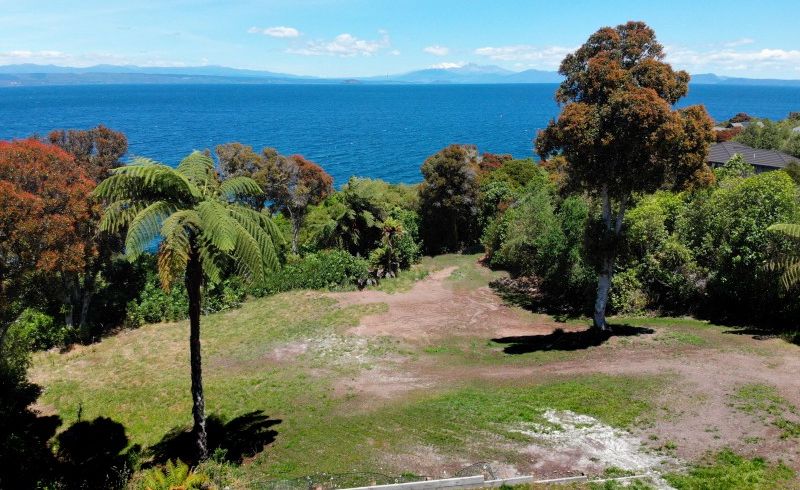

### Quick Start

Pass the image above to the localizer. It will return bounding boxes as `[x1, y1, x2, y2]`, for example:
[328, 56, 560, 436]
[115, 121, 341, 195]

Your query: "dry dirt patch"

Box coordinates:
[327, 266, 574, 342]
[323, 258, 800, 476]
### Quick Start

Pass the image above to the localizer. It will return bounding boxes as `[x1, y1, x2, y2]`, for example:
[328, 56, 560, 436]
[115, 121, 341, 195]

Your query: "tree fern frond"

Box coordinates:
[259, 209, 287, 248]
[219, 176, 263, 201]
[156, 209, 202, 290]
[177, 151, 217, 190]
[160, 209, 201, 240]
[768, 223, 800, 240]
[198, 243, 225, 285]
[197, 200, 238, 252]
[98, 199, 143, 233]
[776, 260, 800, 289]
[228, 206, 280, 272]
[125, 201, 177, 259]
[225, 216, 266, 284]
[112, 161, 201, 200]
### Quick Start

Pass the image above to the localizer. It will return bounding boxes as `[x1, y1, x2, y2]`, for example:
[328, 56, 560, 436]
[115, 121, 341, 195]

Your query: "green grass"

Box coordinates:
[31, 252, 798, 487]
[665, 449, 795, 489]
[201, 374, 664, 483]
[730, 383, 800, 439]
[31, 292, 379, 447]
[372, 266, 430, 293]
[658, 331, 706, 346]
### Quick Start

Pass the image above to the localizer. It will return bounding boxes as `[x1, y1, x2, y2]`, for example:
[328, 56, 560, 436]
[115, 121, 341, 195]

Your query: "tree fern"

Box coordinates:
[143, 459, 207, 490]
[92, 151, 282, 460]
[767, 223, 800, 289]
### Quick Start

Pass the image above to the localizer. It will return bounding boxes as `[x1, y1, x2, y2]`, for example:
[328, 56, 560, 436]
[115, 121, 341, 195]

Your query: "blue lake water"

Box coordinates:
[1, 83, 799, 185]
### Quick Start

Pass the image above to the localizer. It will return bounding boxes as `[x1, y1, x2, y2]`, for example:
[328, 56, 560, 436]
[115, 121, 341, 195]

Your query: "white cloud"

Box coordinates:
[430, 61, 465, 69]
[665, 45, 800, 74]
[423, 45, 449, 56]
[1, 49, 66, 60]
[389, 49, 401, 56]
[248, 26, 300, 38]
[287, 32, 390, 57]
[0, 49, 191, 67]
[724, 38, 755, 48]
[474, 45, 574, 69]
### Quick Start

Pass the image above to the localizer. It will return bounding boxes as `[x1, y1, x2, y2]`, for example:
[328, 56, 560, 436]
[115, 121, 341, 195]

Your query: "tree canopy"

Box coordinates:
[0, 139, 94, 331]
[535, 21, 714, 328]
[419, 144, 481, 253]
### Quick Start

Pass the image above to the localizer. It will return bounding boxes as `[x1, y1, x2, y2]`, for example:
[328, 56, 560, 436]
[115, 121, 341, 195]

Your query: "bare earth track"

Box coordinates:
[325, 259, 800, 480]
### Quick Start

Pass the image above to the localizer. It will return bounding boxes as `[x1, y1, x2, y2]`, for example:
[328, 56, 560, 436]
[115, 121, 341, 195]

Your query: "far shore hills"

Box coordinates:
[2, 63, 800, 87]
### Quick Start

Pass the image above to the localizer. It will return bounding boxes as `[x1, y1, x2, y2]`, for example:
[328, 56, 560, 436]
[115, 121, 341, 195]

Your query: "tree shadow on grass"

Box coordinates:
[56, 416, 140, 489]
[149, 410, 281, 466]
[492, 325, 654, 354]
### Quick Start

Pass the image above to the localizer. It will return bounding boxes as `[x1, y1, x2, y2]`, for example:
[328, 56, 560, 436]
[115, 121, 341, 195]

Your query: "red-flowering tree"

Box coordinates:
[0, 139, 94, 338]
[536, 21, 714, 329]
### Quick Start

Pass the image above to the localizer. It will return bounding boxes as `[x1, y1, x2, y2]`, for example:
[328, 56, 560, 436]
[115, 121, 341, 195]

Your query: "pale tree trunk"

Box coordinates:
[291, 216, 300, 254]
[287, 207, 300, 254]
[592, 186, 627, 331]
[593, 255, 613, 330]
[78, 290, 93, 330]
[61, 275, 78, 329]
[77, 269, 99, 330]
[185, 248, 208, 461]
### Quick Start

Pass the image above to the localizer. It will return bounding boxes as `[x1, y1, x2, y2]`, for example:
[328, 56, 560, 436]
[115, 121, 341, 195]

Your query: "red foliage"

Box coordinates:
[715, 126, 743, 142]
[287, 154, 334, 202]
[0, 139, 95, 277]
[479, 152, 513, 172]
[729, 112, 752, 124]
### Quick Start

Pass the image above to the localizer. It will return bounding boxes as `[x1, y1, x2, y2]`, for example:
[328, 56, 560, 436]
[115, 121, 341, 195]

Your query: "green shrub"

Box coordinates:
[680, 170, 800, 324]
[390, 208, 422, 268]
[257, 249, 370, 294]
[11, 308, 66, 350]
[125, 282, 189, 327]
[610, 268, 647, 315]
[126, 275, 246, 327]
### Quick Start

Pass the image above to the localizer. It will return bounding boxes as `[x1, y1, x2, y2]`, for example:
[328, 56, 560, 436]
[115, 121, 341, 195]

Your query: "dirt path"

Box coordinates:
[327, 266, 573, 341]
[323, 260, 800, 478]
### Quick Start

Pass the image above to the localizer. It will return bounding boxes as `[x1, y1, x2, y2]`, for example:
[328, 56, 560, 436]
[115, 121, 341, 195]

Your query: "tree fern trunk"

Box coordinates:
[186, 249, 208, 461]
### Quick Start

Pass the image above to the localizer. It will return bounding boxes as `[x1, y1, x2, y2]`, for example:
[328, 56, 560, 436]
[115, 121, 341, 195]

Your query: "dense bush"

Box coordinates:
[485, 154, 800, 325]
[680, 169, 800, 323]
[389, 208, 422, 268]
[11, 309, 66, 351]
[483, 176, 595, 312]
[257, 249, 370, 294]
[126, 276, 247, 327]
[419, 145, 481, 253]
[735, 116, 800, 158]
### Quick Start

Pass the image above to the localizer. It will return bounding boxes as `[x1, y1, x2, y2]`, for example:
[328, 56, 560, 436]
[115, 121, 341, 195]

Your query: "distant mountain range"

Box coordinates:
[1, 63, 799, 87]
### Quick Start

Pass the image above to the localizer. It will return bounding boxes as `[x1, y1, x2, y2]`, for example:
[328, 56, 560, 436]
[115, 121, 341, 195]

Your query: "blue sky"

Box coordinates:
[1, 0, 799, 78]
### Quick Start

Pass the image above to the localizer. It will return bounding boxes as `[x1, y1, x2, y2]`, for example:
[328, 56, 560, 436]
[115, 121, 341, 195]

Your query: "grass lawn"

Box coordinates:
[30, 254, 800, 488]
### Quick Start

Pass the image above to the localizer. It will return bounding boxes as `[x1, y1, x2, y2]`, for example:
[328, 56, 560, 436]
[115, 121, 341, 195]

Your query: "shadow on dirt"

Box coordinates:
[492, 325, 654, 354]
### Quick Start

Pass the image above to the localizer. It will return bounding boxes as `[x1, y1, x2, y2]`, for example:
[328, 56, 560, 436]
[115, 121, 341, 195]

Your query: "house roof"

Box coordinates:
[707, 141, 800, 169]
